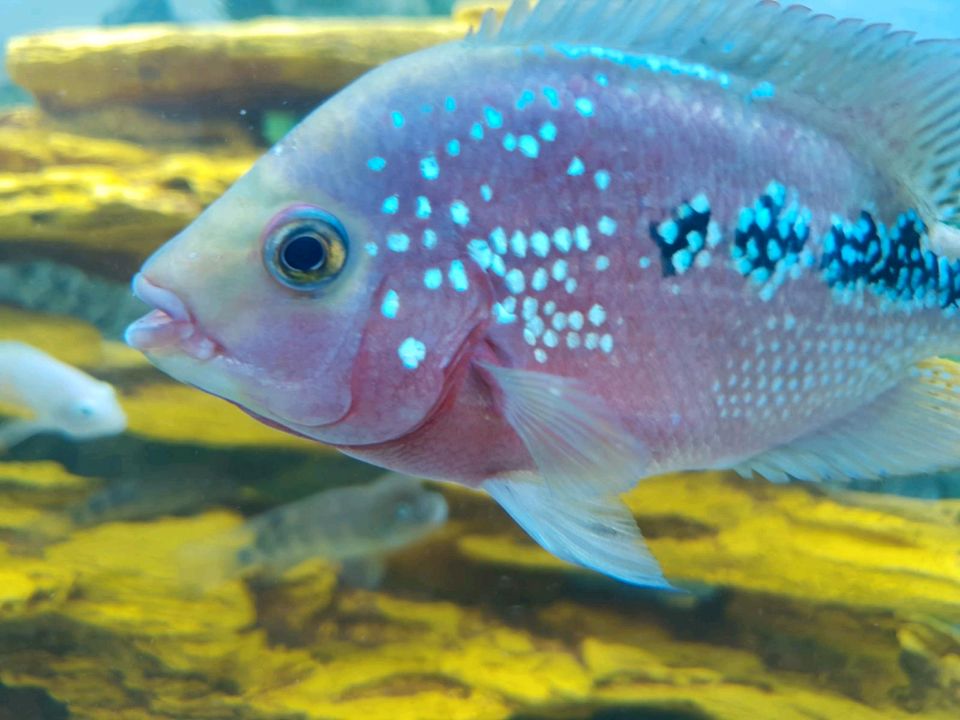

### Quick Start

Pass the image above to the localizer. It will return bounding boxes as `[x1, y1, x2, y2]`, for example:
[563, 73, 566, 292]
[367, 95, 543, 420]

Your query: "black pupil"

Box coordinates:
[282, 233, 327, 273]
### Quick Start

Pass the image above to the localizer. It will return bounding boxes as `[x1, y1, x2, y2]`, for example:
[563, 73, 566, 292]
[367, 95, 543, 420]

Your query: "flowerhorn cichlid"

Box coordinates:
[178, 473, 448, 590]
[126, 0, 960, 588]
[0, 341, 126, 450]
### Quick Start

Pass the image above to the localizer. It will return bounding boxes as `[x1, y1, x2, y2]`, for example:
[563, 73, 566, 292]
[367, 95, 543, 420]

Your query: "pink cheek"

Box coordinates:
[236, 303, 358, 377]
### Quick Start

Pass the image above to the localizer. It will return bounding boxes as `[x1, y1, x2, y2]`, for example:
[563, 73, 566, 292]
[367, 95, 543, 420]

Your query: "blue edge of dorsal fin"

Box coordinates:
[471, 0, 960, 236]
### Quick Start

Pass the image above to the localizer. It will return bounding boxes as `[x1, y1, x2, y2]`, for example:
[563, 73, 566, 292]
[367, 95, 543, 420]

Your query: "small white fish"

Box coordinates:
[0, 341, 127, 451]
[179, 473, 448, 591]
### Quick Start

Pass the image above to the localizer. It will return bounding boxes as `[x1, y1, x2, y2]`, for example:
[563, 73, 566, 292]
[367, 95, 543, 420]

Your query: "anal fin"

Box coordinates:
[484, 474, 672, 589]
[737, 358, 960, 483]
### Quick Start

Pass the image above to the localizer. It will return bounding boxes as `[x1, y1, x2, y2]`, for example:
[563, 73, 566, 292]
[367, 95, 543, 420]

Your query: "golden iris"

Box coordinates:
[264, 216, 348, 291]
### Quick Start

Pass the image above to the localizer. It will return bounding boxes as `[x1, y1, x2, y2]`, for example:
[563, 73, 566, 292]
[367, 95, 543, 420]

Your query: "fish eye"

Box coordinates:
[263, 209, 348, 291]
[75, 403, 96, 419]
[393, 501, 415, 523]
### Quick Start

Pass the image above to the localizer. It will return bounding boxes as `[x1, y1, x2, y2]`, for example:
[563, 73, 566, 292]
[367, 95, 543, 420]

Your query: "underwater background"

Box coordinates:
[0, 1, 958, 718]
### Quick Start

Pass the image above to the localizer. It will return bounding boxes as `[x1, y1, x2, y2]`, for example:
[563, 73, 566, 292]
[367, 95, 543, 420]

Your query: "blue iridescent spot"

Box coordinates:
[503, 134, 518, 152]
[542, 86, 560, 108]
[446, 139, 461, 157]
[448, 260, 469, 292]
[505, 268, 525, 294]
[750, 81, 776, 100]
[367, 156, 387, 172]
[381, 195, 399, 214]
[595, 255, 610, 271]
[364, 242, 378, 256]
[470, 122, 485, 141]
[444, 96, 457, 112]
[424, 268, 442, 289]
[594, 171, 611, 191]
[450, 201, 470, 227]
[422, 229, 438, 249]
[387, 233, 410, 252]
[510, 230, 527, 257]
[381, 290, 399, 319]
[531, 231, 550, 257]
[539, 122, 557, 142]
[480, 184, 493, 202]
[588, 304, 607, 326]
[516, 89, 536, 110]
[598, 216, 617, 235]
[575, 225, 591, 251]
[532, 268, 548, 291]
[490, 227, 508, 254]
[553, 228, 572, 253]
[420, 156, 440, 181]
[519, 135, 539, 158]
[391, 111, 405, 128]
[671, 249, 693, 274]
[551, 259, 568, 281]
[594, 73, 609, 87]
[468, 239, 493, 269]
[575, 98, 595, 117]
[398, 337, 426, 370]
[484, 107, 504, 129]
[567, 157, 585, 176]
[493, 301, 517, 325]
[416, 196, 432, 219]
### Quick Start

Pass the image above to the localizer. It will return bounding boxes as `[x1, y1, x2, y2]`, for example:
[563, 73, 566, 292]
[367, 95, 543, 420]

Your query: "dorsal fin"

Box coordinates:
[471, 0, 960, 233]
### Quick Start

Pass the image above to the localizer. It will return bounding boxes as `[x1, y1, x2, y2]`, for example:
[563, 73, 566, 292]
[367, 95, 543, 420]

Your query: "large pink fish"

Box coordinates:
[126, 0, 960, 587]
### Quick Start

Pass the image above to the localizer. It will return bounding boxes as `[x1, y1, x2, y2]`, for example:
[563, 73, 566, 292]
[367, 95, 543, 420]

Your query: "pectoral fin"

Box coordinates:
[484, 474, 671, 589]
[480, 364, 649, 498]
[339, 557, 386, 589]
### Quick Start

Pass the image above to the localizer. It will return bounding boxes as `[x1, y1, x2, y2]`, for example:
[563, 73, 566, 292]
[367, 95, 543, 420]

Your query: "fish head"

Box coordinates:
[126, 53, 493, 446]
[56, 379, 127, 439]
[361, 475, 449, 548]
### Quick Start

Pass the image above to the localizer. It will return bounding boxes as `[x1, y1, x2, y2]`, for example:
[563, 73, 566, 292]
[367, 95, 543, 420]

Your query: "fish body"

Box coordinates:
[0, 341, 127, 450]
[68, 471, 237, 528]
[127, 0, 960, 586]
[178, 473, 448, 589]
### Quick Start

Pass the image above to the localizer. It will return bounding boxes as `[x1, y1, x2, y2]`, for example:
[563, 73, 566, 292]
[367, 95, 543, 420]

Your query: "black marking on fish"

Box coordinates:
[731, 183, 811, 280]
[822, 210, 960, 309]
[649, 194, 715, 276]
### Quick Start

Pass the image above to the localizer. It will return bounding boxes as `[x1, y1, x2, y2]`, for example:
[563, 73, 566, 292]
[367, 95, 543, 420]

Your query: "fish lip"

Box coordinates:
[125, 273, 220, 362]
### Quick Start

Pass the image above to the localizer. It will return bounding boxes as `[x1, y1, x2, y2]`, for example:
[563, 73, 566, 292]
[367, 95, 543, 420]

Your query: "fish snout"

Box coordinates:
[125, 274, 218, 361]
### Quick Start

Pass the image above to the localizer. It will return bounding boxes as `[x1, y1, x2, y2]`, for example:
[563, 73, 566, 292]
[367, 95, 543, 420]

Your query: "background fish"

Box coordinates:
[178, 473, 448, 590]
[0, 340, 127, 450]
[126, 0, 960, 587]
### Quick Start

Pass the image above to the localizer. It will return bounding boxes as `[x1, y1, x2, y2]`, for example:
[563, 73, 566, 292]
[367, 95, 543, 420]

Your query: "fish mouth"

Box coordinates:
[125, 274, 219, 361]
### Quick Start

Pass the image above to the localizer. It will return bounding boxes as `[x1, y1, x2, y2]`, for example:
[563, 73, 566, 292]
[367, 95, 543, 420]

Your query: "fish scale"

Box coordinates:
[127, 0, 960, 587]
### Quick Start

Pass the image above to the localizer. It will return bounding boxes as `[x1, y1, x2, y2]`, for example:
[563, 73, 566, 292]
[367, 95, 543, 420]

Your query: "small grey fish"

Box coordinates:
[179, 473, 448, 590]
[68, 471, 239, 528]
